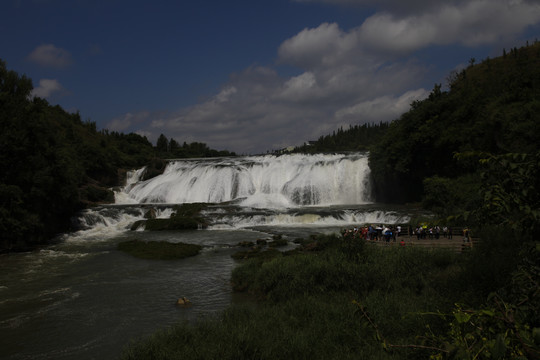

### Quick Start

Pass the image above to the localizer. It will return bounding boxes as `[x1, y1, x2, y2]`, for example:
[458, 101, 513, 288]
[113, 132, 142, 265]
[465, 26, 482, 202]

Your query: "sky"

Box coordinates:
[2, 0, 540, 154]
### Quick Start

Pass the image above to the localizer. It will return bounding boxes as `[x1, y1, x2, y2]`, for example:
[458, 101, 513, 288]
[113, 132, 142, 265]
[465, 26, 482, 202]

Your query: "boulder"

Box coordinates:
[144, 208, 157, 219]
[176, 297, 192, 306]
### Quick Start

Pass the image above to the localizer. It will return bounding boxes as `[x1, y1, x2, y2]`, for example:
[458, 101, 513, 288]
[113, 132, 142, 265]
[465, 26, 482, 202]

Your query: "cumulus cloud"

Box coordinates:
[278, 72, 318, 101]
[278, 22, 360, 68]
[284, 1, 540, 58]
[31, 79, 64, 99]
[358, 0, 540, 53]
[27, 44, 73, 68]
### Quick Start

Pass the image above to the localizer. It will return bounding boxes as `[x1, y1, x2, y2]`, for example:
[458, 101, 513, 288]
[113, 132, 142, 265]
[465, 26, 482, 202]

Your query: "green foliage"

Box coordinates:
[121, 295, 368, 360]
[422, 244, 540, 360]
[154, 133, 236, 158]
[117, 240, 202, 260]
[422, 174, 482, 218]
[472, 152, 540, 238]
[0, 60, 160, 251]
[156, 133, 169, 154]
[231, 235, 462, 305]
[369, 43, 540, 204]
[419, 148, 540, 359]
[79, 184, 115, 203]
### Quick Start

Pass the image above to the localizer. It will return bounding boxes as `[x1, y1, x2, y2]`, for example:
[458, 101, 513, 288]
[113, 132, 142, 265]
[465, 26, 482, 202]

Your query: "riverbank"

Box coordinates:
[121, 233, 522, 359]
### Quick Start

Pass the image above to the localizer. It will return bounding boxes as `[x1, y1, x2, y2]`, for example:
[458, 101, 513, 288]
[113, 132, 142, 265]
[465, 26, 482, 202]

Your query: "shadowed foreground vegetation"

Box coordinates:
[120, 232, 539, 359]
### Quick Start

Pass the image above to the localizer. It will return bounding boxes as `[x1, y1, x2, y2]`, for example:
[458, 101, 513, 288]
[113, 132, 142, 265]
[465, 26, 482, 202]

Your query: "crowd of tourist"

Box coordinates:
[341, 224, 404, 243]
[341, 224, 472, 245]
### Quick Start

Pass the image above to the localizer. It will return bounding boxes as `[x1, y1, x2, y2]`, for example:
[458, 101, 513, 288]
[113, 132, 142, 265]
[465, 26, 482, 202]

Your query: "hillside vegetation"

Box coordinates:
[0, 60, 234, 252]
[369, 44, 540, 207]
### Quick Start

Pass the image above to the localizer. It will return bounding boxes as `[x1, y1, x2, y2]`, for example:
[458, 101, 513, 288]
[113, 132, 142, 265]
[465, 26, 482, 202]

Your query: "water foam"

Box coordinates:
[206, 209, 410, 229]
[63, 207, 174, 243]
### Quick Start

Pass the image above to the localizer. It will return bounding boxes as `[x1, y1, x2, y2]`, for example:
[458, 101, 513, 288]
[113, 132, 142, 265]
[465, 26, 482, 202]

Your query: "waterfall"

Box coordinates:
[64, 153, 419, 238]
[115, 153, 373, 208]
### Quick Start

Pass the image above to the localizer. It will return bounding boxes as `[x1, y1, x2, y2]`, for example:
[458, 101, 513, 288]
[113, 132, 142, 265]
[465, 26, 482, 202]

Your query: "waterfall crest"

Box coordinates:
[116, 153, 372, 208]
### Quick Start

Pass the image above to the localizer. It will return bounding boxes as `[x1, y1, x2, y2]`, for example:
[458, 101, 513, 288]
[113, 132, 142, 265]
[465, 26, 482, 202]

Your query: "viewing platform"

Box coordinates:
[365, 230, 478, 253]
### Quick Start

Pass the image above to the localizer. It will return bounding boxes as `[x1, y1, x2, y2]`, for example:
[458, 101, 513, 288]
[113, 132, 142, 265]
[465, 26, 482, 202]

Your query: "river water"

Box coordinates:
[0, 153, 420, 359]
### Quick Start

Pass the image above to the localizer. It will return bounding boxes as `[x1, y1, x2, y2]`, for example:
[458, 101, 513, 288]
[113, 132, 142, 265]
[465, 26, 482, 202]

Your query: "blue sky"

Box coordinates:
[2, 0, 540, 154]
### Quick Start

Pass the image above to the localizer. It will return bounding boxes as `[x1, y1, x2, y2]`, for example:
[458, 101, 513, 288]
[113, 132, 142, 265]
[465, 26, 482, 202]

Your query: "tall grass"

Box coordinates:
[121, 234, 485, 359]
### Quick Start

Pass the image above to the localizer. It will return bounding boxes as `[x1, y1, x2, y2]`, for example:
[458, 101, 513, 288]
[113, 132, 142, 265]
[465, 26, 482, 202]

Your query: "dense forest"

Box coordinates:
[369, 44, 540, 208]
[0, 59, 234, 252]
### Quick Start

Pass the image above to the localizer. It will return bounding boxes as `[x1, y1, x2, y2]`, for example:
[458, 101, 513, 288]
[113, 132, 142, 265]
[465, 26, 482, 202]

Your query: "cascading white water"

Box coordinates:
[203, 208, 411, 230]
[116, 153, 372, 208]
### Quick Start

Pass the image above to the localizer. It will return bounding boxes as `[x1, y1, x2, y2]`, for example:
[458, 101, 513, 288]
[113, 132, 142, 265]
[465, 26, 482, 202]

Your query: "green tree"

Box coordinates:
[156, 133, 168, 154]
[0, 60, 156, 251]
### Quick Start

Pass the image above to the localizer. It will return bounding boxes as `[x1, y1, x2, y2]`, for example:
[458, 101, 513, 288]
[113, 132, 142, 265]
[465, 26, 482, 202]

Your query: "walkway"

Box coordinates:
[368, 234, 478, 252]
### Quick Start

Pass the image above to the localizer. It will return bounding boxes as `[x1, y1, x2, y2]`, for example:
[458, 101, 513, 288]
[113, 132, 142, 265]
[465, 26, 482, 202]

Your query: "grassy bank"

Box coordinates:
[120, 233, 539, 359]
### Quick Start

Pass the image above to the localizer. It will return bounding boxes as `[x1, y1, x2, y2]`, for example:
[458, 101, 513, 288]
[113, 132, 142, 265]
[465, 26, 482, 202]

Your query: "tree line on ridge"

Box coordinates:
[0, 59, 233, 252]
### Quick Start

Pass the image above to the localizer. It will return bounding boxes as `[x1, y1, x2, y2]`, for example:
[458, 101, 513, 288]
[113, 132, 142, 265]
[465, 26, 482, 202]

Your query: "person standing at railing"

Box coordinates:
[463, 227, 471, 243]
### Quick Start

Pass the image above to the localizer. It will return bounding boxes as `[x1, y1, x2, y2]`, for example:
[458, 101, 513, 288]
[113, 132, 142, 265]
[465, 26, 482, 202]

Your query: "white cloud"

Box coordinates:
[106, 111, 151, 132]
[285, 1, 540, 58]
[215, 86, 237, 103]
[27, 44, 73, 68]
[30, 78, 64, 99]
[278, 22, 360, 69]
[358, 0, 540, 53]
[278, 72, 317, 101]
[335, 88, 430, 122]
